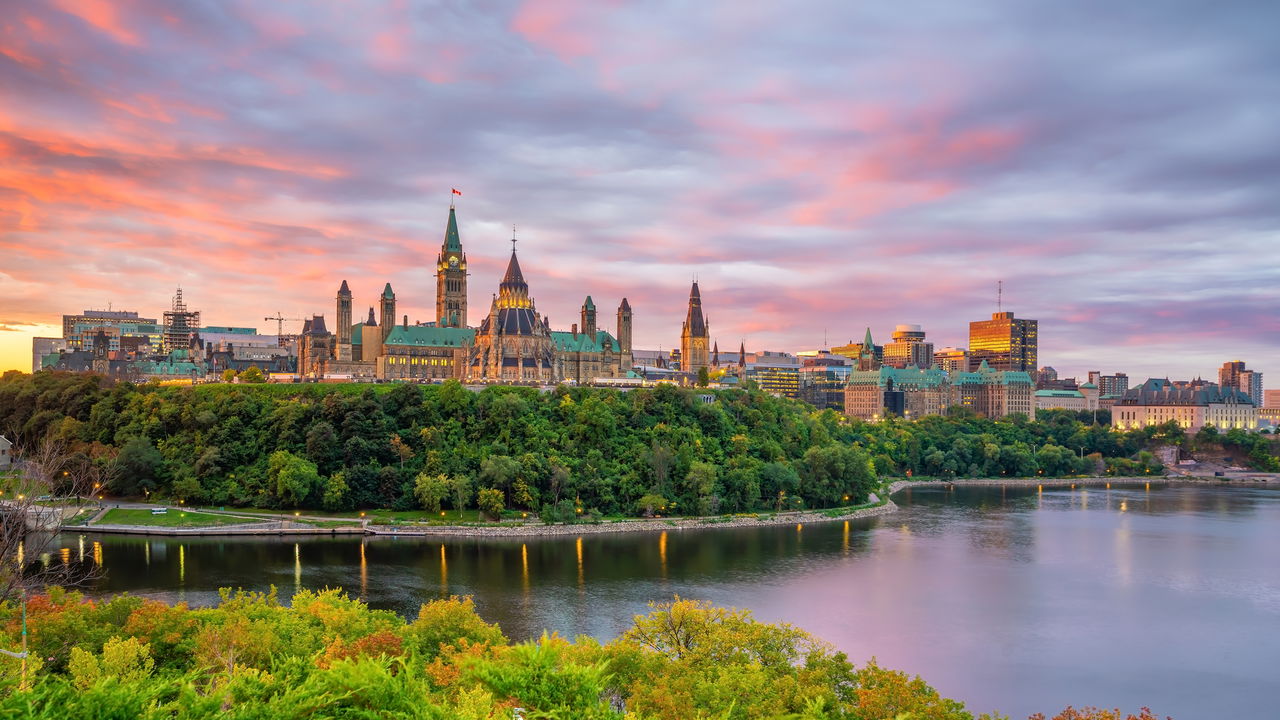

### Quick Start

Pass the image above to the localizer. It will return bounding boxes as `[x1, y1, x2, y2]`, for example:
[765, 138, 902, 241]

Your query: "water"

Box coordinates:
[56, 484, 1280, 719]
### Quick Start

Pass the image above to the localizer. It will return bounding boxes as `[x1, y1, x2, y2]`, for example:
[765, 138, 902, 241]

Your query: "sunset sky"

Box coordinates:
[2, 1, 1276, 380]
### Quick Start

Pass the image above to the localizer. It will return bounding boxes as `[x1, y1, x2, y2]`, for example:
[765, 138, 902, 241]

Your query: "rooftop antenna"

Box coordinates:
[997, 280, 1003, 312]
[511, 225, 517, 253]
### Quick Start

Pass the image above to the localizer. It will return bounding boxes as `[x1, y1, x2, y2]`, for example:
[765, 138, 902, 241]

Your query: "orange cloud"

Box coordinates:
[50, 0, 141, 47]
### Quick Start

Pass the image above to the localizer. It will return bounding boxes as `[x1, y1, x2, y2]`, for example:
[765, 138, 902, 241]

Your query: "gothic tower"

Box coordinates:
[617, 298, 632, 354]
[380, 283, 396, 342]
[335, 280, 353, 361]
[581, 296, 597, 337]
[436, 206, 468, 328]
[336, 280, 352, 344]
[680, 281, 710, 374]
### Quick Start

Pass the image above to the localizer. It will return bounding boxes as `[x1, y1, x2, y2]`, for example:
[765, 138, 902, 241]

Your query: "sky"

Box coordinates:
[1, 0, 1277, 381]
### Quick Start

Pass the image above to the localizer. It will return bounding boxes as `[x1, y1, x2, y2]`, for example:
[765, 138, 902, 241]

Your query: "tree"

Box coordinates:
[682, 461, 720, 515]
[239, 366, 266, 383]
[477, 488, 504, 520]
[448, 474, 473, 511]
[112, 437, 166, 496]
[321, 472, 352, 511]
[221, 369, 237, 383]
[266, 451, 322, 508]
[414, 472, 449, 513]
[0, 440, 106, 603]
[390, 434, 414, 470]
[697, 367, 710, 387]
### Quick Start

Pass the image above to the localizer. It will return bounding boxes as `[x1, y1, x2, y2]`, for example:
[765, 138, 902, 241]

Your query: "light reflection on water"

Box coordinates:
[43, 483, 1280, 720]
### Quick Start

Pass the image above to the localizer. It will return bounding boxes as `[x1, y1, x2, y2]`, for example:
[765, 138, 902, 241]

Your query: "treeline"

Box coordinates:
[0, 371, 1251, 516]
[0, 590, 1165, 719]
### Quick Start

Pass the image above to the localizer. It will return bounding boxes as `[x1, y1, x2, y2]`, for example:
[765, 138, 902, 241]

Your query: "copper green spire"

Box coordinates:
[443, 206, 462, 253]
[382, 283, 395, 299]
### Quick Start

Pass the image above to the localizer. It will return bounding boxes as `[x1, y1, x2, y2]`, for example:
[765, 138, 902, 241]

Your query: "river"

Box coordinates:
[54, 483, 1280, 720]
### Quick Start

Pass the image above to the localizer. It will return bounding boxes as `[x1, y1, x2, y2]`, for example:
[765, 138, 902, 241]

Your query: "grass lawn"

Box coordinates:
[98, 508, 264, 528]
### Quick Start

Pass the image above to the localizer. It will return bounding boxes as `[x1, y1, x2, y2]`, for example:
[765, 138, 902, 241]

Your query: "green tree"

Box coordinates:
[267, 450, 322, 508]
[239, 366, 266, 383]
[697, 366, 710, 387]
[448, 474, 473, 511]
[413, 472, 449, 513]
[112, 437, 166, 496]
[321, 471, 352, 511]
[476, 488, 504, 520]
[221, 368, 237, 383]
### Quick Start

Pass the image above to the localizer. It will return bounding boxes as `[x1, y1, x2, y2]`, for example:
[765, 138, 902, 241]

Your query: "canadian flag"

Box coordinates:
[452, 188, 462, 196]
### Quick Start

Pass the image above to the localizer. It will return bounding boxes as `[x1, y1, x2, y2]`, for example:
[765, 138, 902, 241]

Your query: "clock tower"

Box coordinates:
[436, 205, 468, 328]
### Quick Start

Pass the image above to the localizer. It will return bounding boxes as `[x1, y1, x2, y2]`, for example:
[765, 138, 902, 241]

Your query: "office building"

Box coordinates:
[882, 324, 934, 369]
[969, 311, 1037, 372]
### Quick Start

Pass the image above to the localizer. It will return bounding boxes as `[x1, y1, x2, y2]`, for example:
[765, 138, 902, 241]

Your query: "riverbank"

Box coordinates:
[58, 474, 1273, 538]
[366, 500, 898, 538]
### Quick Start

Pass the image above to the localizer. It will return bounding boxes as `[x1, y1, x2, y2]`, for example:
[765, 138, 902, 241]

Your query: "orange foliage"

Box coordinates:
[1030, 708, 1169, 720]
[318, 630, 404, 669]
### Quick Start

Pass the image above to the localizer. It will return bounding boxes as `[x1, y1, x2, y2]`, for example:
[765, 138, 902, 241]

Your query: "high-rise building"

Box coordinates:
[680, 282, 710, 374]
[31, 337, 66, 372]
[968, 311, 1037, 372]
[1218, 361, 1262, 406]
[1264, 389, 1280, 410]
[435, 206, 468, 328]
[883, 324, 934, 369]
[933, 347, 971, 374]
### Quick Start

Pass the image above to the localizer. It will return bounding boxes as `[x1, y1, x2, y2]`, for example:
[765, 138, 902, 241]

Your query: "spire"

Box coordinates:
[738, 340, 745, 367]
[863, 327, 874, 347]
[619, 297, 631, 311]
[443, 206, 462, 253]
[338, 279, 351, 296]
[584, 295, 595, 310]
[382, 283, 395, 299]
[501, 247, 526, 289]
[684, 281, 707, 337]
[366, 307, 376, 325]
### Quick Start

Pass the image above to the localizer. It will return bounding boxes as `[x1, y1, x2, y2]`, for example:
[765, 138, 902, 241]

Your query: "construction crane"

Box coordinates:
[264, 313, 305, 337]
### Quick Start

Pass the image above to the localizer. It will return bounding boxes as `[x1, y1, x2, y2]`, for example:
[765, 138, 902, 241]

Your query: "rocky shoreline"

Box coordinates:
[366, 500, 899, 538]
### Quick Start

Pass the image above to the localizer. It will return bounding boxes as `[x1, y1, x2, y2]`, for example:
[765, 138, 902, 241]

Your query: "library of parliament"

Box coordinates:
[297, 206, 636, 384]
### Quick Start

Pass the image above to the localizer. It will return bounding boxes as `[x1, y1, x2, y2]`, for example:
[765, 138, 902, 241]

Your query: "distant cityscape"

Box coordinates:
[29, 206, 1273, 435]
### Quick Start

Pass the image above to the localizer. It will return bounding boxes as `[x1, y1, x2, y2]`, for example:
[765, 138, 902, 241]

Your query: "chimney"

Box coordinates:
[402, 314, 408, 329]
[571, 323, 578, 338]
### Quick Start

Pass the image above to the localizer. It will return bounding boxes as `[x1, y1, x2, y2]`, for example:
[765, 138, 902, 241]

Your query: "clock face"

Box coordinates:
[449, 257, 459, 268]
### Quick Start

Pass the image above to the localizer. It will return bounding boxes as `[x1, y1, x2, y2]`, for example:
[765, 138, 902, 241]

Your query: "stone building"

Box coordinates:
[680, 281, 711, 374]
[951, 360, 1036, 420]
[844, 366, 951, 421]
[1113, 378, 1258, 433]
[468, 242, 556, 383]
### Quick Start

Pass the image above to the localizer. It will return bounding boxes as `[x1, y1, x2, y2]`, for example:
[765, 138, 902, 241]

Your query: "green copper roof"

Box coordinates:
[382, 283, 395, 299]
[383, 325, 475, 348]
[952, 363, 1034, 386]
[583, 296, 595, 310]
[1035, 389, 1084, 398]
[350, 324, 364, 345]
[443, 207, 462, 253]
[846, 366, 949, 389]
[863, 327, 874, 347]
[550, 330, 618, 353]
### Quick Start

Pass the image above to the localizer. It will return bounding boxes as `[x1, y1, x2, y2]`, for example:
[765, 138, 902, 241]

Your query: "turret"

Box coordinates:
[617, 298, 632, 354]
[380, 284, 396, 342]
[581, 296, 597, 338]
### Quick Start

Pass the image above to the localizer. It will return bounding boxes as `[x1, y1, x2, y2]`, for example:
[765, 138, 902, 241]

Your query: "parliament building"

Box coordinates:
[299, 205, 633, 384]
